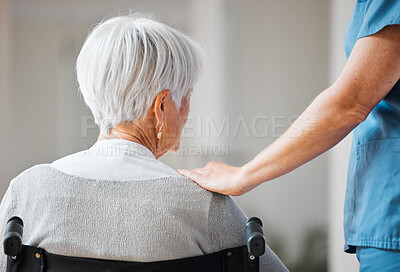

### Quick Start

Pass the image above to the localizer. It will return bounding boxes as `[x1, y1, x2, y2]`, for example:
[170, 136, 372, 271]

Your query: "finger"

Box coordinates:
[178, 168, 203, 175]
[190, 167, 205, 173]
[177, 169, 204, 183]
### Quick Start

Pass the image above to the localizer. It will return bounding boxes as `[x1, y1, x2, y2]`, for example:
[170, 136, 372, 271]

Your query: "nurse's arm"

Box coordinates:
[178, 25, 400, 196]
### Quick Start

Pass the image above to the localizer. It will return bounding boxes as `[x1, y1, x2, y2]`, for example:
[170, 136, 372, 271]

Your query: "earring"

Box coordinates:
[157, 123, 164, 139]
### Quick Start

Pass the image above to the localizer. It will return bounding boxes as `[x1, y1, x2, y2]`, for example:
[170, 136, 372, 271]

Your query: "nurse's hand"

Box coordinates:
[178, 162, 251, 196]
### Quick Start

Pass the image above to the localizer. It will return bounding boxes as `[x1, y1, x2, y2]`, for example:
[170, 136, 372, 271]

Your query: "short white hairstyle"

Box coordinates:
[76, 14, 205, 133]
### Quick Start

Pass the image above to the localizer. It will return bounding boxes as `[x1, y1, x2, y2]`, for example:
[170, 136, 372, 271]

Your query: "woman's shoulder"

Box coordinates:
[8, 163, 56, 188]
[208, 193, 247, 223]
[8, 163, 242, 214]
[10, 163, 53, 182]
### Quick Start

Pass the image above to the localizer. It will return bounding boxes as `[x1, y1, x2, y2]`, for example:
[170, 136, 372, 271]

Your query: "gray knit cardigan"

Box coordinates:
[0, 164, 288, 271]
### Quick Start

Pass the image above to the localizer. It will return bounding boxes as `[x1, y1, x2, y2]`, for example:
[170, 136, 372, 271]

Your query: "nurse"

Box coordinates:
[178, 0, 400, 270]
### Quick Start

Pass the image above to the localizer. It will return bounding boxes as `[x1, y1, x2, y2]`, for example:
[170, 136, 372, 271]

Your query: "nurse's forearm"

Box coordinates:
[240, 85, 364, 189]
[241, 25, 400, 191]
[178, 25, 400, 196]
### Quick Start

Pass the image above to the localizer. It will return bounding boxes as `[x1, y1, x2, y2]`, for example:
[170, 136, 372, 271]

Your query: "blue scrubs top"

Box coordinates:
[344, 0, 400, 253]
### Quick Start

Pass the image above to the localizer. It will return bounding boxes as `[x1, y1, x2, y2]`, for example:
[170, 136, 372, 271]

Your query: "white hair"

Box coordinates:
[76, 14, 205, 133]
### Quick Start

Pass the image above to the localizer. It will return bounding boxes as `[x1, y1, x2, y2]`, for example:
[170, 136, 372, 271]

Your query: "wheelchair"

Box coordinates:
[3, 216, 266, 272]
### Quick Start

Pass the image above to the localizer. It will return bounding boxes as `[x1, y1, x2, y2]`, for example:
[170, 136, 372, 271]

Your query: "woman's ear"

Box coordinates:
[153, 89, 170, 124]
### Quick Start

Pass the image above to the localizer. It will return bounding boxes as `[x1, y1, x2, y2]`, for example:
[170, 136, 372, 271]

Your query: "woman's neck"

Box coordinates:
[97, 121, 160, 158]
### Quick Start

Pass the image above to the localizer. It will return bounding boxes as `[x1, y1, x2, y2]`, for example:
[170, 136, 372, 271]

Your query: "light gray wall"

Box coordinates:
[327, 0, 360, 271]
[0, 0, 11, 198]
[223, 0, 330, 264]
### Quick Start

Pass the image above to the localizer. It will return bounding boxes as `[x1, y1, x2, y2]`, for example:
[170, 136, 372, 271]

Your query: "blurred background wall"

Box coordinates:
[0, 0, 360, 270]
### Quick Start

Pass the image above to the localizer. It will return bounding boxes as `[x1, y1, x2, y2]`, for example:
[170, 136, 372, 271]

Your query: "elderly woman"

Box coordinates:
[0, 15, 287, 271]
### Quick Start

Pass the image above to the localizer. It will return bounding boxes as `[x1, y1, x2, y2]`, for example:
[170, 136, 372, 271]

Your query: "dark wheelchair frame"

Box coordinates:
[3, 216, 266, 272]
